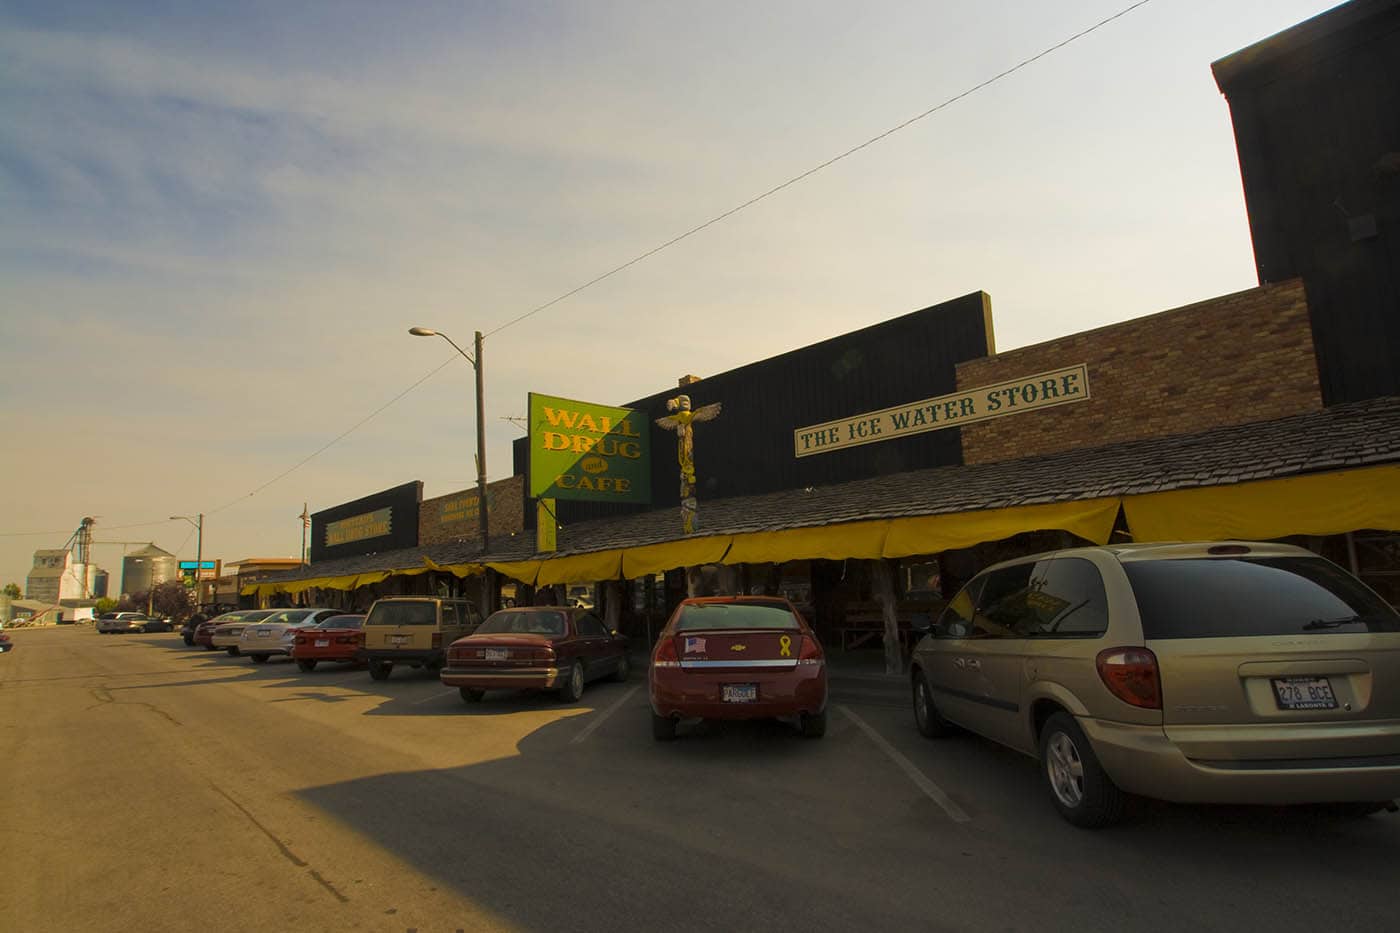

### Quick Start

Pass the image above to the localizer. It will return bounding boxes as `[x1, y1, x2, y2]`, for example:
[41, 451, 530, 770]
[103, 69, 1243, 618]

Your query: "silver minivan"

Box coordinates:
[910, 542, 1400, 827]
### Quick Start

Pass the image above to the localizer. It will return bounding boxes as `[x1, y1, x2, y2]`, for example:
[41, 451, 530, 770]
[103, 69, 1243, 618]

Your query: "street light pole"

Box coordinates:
[409, 327, 489, 552]
[170, 513, 204, 608]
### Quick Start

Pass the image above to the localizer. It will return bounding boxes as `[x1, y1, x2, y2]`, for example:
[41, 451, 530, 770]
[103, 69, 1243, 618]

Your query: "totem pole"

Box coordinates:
[655, 395, 722, 534]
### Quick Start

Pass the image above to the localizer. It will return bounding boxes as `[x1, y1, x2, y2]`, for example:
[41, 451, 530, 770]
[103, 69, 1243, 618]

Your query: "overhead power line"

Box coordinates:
[483, 0, 1156, 338]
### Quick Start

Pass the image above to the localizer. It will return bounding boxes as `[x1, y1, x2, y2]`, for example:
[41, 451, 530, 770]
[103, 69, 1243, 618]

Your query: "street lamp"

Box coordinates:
[170, 513, 204, 608]
[409, 326, 489, 551]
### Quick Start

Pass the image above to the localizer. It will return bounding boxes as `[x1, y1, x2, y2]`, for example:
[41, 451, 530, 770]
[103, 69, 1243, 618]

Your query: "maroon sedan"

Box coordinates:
[441, 607, 628, 704]
[649, 596, 828, 740]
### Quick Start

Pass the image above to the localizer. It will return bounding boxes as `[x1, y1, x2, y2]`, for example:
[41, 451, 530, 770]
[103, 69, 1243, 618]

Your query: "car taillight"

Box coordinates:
[797, 635, 823, 664]
[531, 646, 556, 661]
[653, 637, 679, 667]
[294, 634, 306, 645]
[1095, 647, 1161, 709]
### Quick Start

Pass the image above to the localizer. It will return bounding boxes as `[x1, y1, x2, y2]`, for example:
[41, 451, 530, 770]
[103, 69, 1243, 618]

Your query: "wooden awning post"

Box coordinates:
[871, 559, 903, 676]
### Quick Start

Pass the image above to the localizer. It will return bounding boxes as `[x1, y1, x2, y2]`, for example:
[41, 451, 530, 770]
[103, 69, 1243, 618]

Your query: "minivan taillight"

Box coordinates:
[1095, 647, 1161, 709]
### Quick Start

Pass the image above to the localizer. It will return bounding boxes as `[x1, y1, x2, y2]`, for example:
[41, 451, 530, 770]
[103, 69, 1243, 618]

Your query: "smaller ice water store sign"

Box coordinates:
[794, 364, 1090, 457]
[325, 508, 393, 546]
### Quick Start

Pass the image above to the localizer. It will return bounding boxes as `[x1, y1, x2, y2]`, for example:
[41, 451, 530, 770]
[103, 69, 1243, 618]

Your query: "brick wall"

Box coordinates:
[419, 475, 524, 546]
[956, 280, 1321, 465]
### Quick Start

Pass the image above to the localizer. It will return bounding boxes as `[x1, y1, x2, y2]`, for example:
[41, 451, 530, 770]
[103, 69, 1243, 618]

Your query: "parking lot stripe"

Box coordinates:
[570, 685, 640, 745]
[411, 689, 459, 706]
[837, 705, 971, 823]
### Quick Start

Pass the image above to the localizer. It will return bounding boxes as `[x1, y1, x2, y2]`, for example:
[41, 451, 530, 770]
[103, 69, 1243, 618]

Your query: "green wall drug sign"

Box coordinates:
[528, 392, 651, 503]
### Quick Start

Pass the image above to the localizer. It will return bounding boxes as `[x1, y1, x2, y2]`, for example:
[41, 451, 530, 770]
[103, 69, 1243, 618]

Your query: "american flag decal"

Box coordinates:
[684, 636, 706, 654]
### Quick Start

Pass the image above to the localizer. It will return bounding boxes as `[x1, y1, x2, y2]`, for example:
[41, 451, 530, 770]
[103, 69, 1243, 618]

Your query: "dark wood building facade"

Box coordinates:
[1213, 0, 1400, 405]
[514, 291, 995, 526]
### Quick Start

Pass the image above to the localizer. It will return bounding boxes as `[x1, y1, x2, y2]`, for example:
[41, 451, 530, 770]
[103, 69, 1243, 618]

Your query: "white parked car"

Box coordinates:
[240, 608, 342, 663]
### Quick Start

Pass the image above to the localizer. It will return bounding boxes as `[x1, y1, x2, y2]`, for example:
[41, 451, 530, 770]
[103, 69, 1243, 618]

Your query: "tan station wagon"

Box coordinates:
[910, 542, 1400, 827]
[360, 597, 483, 681]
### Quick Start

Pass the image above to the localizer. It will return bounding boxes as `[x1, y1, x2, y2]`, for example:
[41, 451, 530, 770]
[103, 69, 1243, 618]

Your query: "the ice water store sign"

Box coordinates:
[794, 364, 1090, 457]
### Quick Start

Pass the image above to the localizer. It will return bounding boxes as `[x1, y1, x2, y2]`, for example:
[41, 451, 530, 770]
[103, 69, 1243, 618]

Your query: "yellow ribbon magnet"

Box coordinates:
[779, 635, 792, 657]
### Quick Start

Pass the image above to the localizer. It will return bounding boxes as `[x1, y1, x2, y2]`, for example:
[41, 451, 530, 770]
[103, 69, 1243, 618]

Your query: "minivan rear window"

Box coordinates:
[676, 603, 798, 631]
[1124, 556, 1400, 639]
[364, 602, 437, 627]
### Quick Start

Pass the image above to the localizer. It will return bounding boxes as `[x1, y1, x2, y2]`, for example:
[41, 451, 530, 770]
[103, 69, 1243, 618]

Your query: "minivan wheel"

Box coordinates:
[558, 661, 584, 703]
[460, 687, 485, 703]
[250, 654, 268, 664]
[296, 659, 317, 672]
[226, 647, 240, 657]
[368, 659, 392, 681]
[799, 709, 827, 739]
[1039, 712, 1125, 828]
[913, 672, 954, 738]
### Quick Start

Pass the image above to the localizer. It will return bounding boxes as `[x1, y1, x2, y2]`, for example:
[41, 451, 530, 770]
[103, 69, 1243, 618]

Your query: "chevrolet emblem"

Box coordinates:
[730, 643, 747, 652]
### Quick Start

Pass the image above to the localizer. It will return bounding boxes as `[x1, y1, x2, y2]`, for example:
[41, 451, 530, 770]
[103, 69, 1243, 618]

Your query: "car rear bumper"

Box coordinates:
[211, 636, 243, 649]
[293, 647, 360, 662]
[358, 648, 445, 666]
[440, 665, 563, 690]
[1081, 717, 1400, 804]
[243, 645, 293, 657]
[650, 665, 827, 720]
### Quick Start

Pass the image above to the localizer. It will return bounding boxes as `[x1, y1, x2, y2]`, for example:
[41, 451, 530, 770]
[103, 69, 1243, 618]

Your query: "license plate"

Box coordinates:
[484, 647, 509, 661]
[722, 683, 757, 703]
[315, 639, 330, 647]
[1272, 676, 1338, 710]
[257, 630, 272, 639]
[389, 635, 410, 646]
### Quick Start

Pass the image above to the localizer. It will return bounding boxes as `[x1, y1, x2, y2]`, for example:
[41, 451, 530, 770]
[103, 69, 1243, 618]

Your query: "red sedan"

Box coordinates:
[649, 596, 828, 740]
[441, 607, 628, 704]
[291, 614, 366, 671]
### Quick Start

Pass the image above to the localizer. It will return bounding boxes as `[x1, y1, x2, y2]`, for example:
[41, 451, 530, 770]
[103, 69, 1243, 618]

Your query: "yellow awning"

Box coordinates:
[622, 536, 732, 579]
[723, 520, 889, 565]
[536, 549, 624, 586]
[354, 571, 390, 587]
[1123, 465, 1400, 542]
[239, 583, 258, 596]
[882, 497, 1122, 558]
[487, 560, 541, 585]
[392, 566, 430, 577]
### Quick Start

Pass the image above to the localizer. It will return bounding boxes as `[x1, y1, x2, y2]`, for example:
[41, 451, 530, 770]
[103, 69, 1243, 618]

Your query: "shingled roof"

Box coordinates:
[264, 395, 1400, 582]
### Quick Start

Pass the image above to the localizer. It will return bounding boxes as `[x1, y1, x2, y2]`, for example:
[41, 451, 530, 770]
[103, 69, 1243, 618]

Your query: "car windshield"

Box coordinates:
[1124, 555, 1400, 639]
[475, 611, 567, 637]
[364, 602, 437, 626]
[262, 609, 313, 625]
[675, 602, 798, 631]
[316, 615, 363, 630]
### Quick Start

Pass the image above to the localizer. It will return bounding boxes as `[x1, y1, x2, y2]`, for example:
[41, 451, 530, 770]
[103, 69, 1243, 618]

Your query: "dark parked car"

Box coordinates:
[441, 607, 629, 703]
[0, 631, 12, 654]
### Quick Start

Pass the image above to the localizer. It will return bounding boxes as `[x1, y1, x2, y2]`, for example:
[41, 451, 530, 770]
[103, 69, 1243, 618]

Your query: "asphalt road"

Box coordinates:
[2, 626, 1398, 933]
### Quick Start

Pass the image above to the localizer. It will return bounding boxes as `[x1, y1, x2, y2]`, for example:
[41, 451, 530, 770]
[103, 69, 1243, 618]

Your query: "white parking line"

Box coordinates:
[570, 685, 641, 745]
[411, 689, 459, 706]
[837, 704, 971, 823]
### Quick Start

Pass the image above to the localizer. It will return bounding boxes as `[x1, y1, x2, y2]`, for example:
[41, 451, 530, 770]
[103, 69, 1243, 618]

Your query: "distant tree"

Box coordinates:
[116, 595, 138, 612]
[148, 581, 194, 622]
[94, 597, 119, 615]
[2, 583, 20, 599]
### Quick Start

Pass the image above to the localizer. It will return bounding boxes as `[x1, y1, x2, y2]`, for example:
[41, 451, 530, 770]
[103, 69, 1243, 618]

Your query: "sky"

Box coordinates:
[0, 0, 1342, 593]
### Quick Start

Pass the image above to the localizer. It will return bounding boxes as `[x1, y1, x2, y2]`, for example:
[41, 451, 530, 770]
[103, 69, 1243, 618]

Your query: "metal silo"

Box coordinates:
[122, 543, 178, 596]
